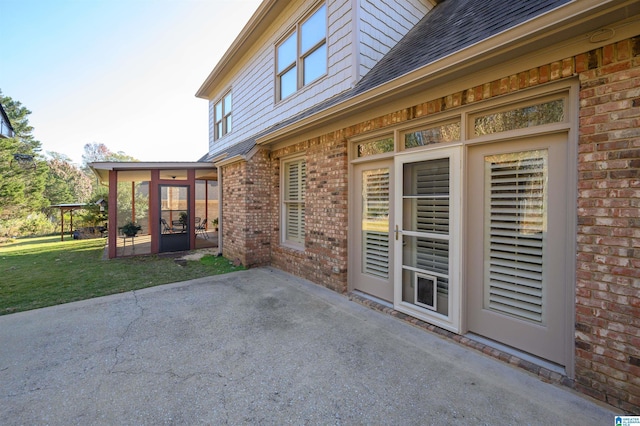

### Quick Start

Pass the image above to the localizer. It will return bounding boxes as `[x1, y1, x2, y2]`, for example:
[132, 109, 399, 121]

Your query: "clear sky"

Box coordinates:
[0, 0, 262, 165]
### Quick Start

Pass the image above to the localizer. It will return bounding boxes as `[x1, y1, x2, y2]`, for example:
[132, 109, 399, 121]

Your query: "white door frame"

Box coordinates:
[350, 160, 394, 302]
[393, 145, 463, 333]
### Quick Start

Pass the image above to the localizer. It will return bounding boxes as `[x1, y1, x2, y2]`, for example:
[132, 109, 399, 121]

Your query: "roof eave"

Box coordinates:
[89, 161, 217, 185]
[195, 0, 287, 99]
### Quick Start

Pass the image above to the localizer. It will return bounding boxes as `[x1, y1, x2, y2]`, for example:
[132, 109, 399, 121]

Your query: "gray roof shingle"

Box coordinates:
[353, 0, 570, 94]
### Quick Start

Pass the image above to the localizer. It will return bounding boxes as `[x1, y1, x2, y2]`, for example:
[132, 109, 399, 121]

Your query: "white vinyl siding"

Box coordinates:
[283, 158, 307, 247]
[209, 0, 354, 154]
[207, 0, 431, 155]
[484, 150, 548, 323]
[358, 0, 431, 78]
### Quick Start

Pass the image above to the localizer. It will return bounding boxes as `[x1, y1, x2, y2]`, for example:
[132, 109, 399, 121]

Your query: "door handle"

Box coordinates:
[395, 225, 401, 240]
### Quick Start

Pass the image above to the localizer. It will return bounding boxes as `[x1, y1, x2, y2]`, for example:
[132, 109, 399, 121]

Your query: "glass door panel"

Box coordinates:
[394, 146, 461, 332]
[467, 135, 569, 365]
[401, 159, 450, 317]
[362, 168, 390, 279]
[352, 161, 393, 302]
[159, 185, 190, 253]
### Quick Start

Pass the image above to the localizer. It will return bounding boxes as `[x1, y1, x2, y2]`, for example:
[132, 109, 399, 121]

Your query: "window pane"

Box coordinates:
[403, 236, 449, 276]
[215, 101, 222, 122]
[286, 202, 303, 242]
[280, 66, 297, 100]
[474, 99, 565, 136]
[403, 158, 449, 235]
[303, 43, 326, 85]
[277, 32, 296, 73]
[402, 237, 450, 316]
[357, 137, 394, 158]
[484, 150, 548, 323]
[301, 4, 326, 54]
[223, 93, 232, 114]
[225, 115, 232, 134]
[362, 168, 390, 279]
[284, 159, 306, 245]
[405, 122, 460, 149]
[216, 122, 223, 139]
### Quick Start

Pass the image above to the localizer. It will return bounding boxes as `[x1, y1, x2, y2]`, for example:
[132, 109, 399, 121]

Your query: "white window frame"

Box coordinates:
[275, 2, 327, 101]
[214, 91, 232, 140]
[281, 155, 307, 250]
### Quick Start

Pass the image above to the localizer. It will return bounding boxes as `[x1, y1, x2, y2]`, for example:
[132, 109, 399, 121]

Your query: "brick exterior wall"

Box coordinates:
[575, 38, 640, 413]
[221, 149, 272, 268]
[270, 133, 349, 293]
[219, 36, 640, 413]
[221, 160, 246, 265]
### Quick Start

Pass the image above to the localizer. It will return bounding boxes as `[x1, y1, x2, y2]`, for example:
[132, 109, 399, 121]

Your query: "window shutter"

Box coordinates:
[485, 152, 547, 323]
[362, 169, 389, 278]
[415, 160, 450, 296]
[285, 159, 306, 244]
[415, 159, 449, 235]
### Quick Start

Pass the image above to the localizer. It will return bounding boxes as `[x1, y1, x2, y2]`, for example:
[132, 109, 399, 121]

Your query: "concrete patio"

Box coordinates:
[0, 268, 618, 424]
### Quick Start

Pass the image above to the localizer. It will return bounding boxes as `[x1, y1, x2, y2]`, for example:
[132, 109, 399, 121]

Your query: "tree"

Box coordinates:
[44, 152, 93, 205]
[82, 142, 137, 168]
[0, 90, 48, 220]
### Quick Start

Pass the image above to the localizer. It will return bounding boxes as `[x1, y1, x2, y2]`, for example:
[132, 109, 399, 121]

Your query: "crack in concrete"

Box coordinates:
[106, 369, 225, 381]
[109, 290, 144, 373]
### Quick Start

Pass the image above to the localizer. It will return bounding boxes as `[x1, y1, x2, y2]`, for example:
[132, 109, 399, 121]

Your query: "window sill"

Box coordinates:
[280, 241, 305, 252]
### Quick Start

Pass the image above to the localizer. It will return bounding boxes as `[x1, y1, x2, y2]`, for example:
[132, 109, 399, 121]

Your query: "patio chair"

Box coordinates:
[171, 220, 186, 233]
[196, 217, 208, 239]
[160, 218, 172, 234]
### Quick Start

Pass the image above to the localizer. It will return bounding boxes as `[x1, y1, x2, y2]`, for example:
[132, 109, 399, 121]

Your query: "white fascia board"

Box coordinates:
[195, 0, 283, 99]
[89, 161, 216, 170]
[214, 154, 245, 167]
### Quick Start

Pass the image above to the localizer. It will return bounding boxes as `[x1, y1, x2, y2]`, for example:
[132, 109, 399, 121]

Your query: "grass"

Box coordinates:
[0, 235, 244, 315]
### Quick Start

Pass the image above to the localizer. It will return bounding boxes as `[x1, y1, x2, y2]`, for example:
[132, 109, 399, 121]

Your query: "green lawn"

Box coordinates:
[0, 235, 243, 315]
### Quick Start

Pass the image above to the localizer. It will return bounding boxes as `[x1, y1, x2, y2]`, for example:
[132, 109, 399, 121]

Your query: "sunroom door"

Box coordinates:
[352, 161, 393, 302]
[159, 184, 190, 253]
[466, 134, 570, 365]
[394, 147, 462, 332]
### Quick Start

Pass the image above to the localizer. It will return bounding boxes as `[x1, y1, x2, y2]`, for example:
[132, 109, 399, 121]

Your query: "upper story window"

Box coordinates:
[214, 91, 232, 140]
[276, 3, 327, 101]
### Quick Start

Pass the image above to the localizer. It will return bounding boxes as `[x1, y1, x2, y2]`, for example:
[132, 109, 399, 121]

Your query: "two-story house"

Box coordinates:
[195, 0, 640, 412]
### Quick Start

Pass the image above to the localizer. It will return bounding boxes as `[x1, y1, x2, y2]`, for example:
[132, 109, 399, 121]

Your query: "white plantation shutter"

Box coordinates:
[402, 158, 451, 308]
[364, 232, 389, 278]
[284, 159, 306, 244]
[484, 151, 547, 323]
[362, 169, 389, 278]
[415, 159, 450, 294]
[415, 159, 449, 235]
